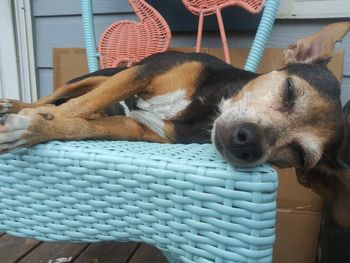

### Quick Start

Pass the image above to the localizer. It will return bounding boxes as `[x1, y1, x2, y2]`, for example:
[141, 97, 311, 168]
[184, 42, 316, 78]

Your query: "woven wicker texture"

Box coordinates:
[181, 0, 265, 64]
[81, 0, 279, 73]
[181, 0, 264, 15]
[98, 0, 171, 68]
[0, 140, 277, 263]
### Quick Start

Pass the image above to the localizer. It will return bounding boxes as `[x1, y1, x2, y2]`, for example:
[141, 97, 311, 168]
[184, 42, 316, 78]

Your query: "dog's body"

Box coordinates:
[0, 22, 350, 227]
[64, 52, 258, 144]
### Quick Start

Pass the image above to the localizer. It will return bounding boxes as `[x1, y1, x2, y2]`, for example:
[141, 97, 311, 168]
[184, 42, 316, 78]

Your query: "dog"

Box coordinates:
[0, 22, 349, 228]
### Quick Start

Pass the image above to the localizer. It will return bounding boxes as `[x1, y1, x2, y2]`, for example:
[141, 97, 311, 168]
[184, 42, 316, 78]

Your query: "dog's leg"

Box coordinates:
[35, 76, 109, 105]
[0, 65, 156, 152]
[0, 76, 109, 114]
[0, 100, 33, 115]
[53, 66, 145, 119]
[0, 112, 170, 153]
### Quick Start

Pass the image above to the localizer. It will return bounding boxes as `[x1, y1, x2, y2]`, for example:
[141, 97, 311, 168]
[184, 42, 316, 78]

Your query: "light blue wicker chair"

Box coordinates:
[0, 1, 280, 262]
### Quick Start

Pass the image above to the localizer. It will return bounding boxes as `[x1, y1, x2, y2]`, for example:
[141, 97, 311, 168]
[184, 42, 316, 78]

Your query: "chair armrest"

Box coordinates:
[0, 140, 278, 262]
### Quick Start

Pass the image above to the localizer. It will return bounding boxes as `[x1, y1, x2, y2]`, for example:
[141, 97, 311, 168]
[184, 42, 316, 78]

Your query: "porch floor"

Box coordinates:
[0, 233, 168, 263]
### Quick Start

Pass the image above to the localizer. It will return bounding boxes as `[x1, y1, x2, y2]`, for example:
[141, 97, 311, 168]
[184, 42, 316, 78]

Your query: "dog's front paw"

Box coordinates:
[0, 99, 31, 115]
[0, 114, 32, 153]
[0, 99, 14, 114]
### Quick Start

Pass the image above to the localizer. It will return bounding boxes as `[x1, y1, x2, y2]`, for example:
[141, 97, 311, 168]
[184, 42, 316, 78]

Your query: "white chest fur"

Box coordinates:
[129, 89, 190, 137]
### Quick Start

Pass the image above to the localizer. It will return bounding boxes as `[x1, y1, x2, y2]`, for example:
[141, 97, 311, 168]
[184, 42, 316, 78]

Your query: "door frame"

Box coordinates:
[0, 0, 37, 102]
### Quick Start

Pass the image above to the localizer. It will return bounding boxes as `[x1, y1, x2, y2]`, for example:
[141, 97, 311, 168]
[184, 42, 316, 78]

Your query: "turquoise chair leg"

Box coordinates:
[244, 0, 280, 73]
[81, 0, 99, 72]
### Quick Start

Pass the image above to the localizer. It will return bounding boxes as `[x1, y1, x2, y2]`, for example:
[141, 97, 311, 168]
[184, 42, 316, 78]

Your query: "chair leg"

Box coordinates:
[195, 12, 204, 53]
[244, 0, 280, 72]
[216, 8, 230, 64]
[81, 0, 99, 72]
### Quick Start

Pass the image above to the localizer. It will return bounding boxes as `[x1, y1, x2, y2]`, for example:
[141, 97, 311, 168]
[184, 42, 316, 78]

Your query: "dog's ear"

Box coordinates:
[296, 106, 350, 229]
[284, 22, 350, 65]
[296, 160, 350, 228]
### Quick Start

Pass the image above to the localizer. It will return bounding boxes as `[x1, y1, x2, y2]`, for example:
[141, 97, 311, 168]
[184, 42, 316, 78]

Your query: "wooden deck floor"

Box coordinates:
[0, 233, 168, 263]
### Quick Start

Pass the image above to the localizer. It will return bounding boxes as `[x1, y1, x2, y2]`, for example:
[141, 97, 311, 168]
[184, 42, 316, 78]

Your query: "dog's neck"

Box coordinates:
[172, 66, 259, 143]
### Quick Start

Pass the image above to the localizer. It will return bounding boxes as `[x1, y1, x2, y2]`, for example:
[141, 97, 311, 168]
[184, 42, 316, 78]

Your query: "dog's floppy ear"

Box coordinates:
[296, 161, 350, 228]
[296, 104, 350, 228]
[284, 22, 350, 65]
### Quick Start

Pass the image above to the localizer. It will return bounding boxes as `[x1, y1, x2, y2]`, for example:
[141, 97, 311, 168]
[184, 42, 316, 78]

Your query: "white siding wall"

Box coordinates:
[32, 0, 350, 105]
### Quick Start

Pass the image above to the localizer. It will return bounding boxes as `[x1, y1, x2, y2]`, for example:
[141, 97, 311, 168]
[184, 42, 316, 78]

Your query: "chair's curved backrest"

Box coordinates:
[180, 0, 278, 70]
[181, 0, 264, 15]
[98, 0, 171, 68]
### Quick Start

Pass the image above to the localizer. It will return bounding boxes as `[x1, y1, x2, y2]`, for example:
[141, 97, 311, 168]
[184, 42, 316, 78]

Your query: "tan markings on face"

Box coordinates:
[214, 69, 338, 168]
[145, 61, 203, 98]
[268, 133, 326, 168]
[219, 71, 285, 128]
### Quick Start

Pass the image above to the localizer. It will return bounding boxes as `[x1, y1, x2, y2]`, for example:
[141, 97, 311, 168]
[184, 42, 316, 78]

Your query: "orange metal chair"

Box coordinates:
[181, 0, 264, 64]
[98, 0, 172, 68]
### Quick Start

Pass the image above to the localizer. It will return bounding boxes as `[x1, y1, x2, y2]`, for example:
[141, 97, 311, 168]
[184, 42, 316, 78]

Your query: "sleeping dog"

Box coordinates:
[0, 22, 350, 228]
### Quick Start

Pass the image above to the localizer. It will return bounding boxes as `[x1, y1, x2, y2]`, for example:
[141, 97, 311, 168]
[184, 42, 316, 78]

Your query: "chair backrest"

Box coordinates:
[181, 0, 264, 15]
[98, 0, 171, 68]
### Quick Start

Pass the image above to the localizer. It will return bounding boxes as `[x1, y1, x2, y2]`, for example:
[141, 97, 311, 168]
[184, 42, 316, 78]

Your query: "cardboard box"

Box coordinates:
[53, 47, 344, 89]
[274, 209, 322, 263]
[52, 47, 344, 263]
[276, 168, 323, 212]
[273, 168, 324, 263]
[53, 48, 89, 90]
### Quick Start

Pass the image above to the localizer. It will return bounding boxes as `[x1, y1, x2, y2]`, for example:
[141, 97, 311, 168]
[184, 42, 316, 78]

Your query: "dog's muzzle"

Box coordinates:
[214, 122, 264, 166]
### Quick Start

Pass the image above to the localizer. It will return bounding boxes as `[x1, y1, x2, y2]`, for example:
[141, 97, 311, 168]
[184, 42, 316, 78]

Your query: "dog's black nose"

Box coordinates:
[229, 123, 263, 162]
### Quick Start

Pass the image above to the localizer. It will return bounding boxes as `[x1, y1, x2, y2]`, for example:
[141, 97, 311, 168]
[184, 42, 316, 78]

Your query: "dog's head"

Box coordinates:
[212, 22, 350, 228]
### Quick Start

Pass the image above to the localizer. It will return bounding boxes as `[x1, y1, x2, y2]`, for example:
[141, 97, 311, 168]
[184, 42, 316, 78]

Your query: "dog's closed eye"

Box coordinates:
[283, 78, 297, 110]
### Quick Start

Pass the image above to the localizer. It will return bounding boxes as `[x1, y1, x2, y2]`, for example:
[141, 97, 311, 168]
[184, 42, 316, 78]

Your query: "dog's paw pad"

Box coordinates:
[0, 114, 32, 147]
[0, 100, 13, 114]
[0, 139, 26, 154]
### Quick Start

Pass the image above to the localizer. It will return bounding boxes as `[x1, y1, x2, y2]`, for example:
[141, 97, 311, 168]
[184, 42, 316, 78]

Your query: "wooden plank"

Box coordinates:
[32, 0, 133, 16]
[128, 244, 168, 263]
[291, 1, 350, 19]
[18, 242, 89, 263]
[0, 235, 41, 263]
[74, 242, 139, 263]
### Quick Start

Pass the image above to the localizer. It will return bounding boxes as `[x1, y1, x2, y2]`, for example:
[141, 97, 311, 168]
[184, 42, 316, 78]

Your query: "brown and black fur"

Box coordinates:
[0, 22, 350, 228]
